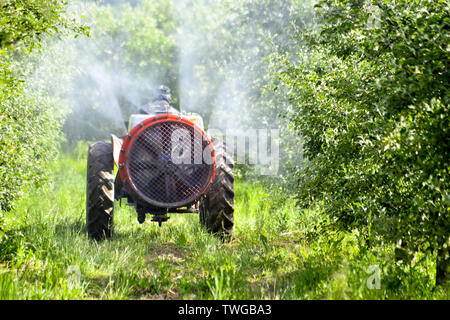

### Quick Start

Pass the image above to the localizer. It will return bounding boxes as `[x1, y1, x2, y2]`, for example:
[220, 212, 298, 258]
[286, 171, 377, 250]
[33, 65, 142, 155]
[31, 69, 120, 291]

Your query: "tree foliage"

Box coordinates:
[272, 0, 449, 281]
[0, 0, 87, 212]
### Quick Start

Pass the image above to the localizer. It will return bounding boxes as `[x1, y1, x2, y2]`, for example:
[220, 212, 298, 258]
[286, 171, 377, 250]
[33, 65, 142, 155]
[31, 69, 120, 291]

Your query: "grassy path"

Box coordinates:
[0, 148, 446, 299]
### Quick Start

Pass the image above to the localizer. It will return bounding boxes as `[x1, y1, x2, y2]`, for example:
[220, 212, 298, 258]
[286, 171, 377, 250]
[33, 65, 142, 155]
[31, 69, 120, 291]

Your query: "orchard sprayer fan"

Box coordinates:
[85, 107, 234, 241]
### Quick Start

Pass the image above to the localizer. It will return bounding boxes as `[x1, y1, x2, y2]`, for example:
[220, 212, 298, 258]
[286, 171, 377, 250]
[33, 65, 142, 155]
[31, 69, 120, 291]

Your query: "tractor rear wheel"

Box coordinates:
[200, 140, 234, 241]
[86, 141, 115, 240]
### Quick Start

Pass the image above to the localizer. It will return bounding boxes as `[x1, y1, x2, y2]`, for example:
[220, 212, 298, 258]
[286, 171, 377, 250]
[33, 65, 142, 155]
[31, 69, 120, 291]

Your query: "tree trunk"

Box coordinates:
[436, 246, 449, 286]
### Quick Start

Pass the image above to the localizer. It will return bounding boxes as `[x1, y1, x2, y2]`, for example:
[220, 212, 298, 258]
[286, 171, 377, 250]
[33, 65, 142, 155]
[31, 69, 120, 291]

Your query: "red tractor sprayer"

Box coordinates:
[85, 91, 234, 241]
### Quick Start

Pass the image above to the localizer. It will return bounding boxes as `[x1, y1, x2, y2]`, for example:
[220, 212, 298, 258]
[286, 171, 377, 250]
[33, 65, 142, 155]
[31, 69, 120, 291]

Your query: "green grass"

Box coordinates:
[0, 144, 448, 300]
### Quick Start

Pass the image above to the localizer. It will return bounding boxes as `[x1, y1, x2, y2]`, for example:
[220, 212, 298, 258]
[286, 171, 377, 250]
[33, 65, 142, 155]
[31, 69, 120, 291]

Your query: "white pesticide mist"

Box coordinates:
[29, 0, 314, 176]
[174, 0, 313, 123]
[30, 0, 162, 142]
[174, 0, 315, 175]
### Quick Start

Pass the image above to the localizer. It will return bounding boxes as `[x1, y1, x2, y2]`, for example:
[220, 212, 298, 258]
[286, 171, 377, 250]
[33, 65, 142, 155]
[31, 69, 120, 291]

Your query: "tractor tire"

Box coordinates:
[86, 141, 115, 240]
[200, 140, 234, 241]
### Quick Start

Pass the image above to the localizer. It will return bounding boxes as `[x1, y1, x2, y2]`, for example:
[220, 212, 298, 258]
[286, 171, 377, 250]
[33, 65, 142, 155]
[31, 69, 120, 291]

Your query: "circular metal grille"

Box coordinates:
[126, 120, 214, 207]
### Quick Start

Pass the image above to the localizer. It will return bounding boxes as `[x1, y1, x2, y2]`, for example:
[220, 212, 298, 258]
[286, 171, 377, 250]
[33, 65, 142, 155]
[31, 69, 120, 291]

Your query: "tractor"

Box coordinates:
[85, 99, 234, 241]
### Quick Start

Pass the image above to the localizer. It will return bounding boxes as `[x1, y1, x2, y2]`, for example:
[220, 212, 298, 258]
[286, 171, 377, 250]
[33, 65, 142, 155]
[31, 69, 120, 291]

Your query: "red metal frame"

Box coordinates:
[118, 114, 216, 207]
